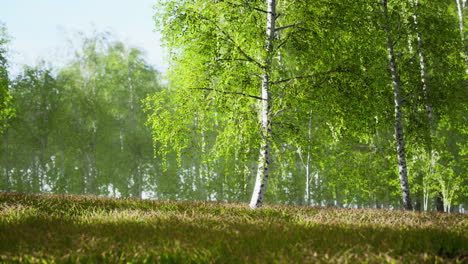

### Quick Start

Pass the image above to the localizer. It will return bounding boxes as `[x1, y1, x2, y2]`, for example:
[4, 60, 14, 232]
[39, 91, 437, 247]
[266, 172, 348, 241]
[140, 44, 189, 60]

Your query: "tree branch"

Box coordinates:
[235, 46, 265, 69]
[276, 35, 290, 52]
[273, 108, 287, 117]
[215, 58, 251, 62]
[216, 0, 268, 13]
[275, 22, 304, 32]
[195, 12, 265, 69]
[271, 69, 341, 85]
[401, 89, 425, 103]
[190, 88, 265, 101]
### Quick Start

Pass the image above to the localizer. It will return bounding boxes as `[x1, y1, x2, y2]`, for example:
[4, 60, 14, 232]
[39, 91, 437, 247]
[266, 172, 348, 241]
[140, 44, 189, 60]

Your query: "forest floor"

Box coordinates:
[0, 193, 466, 263]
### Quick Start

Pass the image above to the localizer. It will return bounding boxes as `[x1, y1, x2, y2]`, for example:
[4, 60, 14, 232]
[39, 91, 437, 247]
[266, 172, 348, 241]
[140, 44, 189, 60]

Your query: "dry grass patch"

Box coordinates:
[0, 193, 466, 263]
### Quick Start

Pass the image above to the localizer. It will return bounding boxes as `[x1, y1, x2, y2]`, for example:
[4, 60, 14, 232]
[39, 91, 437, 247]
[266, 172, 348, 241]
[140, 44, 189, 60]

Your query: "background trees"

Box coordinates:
[1, 33, 162, 198]
[0, 22, 14, 134]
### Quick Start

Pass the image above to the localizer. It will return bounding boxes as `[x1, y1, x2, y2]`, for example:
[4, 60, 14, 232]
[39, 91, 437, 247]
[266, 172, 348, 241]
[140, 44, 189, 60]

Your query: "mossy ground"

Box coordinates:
[0, 193, 466, 263]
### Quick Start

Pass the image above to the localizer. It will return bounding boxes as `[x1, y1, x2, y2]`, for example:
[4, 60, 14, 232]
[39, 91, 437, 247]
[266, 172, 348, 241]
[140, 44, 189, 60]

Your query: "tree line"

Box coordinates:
[0, 33, 162, 198]
[0, 0, 467, 212]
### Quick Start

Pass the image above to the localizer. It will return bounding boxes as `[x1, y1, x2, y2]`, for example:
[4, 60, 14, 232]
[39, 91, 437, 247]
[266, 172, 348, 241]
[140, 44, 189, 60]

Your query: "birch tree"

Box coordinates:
[456, 0, 466, 42]
[381, 0, 413, 210]
[455, 0, 468, 77]
[146, 0, 305, 208]
[147, 0, 369, 208]
[407, 0, 442, 211]
[146, 0, 406, 208]
[248, 0, 276, 208]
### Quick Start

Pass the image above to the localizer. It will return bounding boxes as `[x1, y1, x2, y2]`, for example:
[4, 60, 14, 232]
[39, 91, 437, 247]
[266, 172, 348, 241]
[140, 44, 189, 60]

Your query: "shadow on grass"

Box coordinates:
[0, 212, 466, 263]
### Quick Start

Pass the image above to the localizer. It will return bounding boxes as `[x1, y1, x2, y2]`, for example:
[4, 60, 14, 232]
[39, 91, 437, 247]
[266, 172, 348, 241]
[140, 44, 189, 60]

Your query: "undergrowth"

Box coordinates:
[0, 193, 466, 263]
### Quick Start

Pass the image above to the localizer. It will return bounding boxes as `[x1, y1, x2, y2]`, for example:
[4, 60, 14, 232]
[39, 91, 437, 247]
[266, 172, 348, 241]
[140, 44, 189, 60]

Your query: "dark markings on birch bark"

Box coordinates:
[249, 0, 276, 209]
[382, 0, 413, 210]
[411, 0, 444, 211]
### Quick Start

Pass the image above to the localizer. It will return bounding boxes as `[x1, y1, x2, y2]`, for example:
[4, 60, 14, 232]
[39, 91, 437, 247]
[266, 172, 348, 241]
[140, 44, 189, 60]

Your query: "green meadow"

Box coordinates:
[0, 193, 466, 263]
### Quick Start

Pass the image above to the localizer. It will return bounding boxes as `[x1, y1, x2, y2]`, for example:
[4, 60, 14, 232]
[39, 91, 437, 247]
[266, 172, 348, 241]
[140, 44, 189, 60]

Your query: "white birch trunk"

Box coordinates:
[382, 0, 413, 210]
[297, 145, 311, 206]
[423, 183, 429, 211]
[411, 0, 434, 126]
[457, 0, 468, 75]
[60, 148, 65, 191]
[456, 0, 465, 42]
[91, 121, 97, 194]
[306, 110, 312, 206]
[411, 0, 441, 211]
[297, 109, 313, 206]
[249, 0, 276, 209]
[39, 135, 46, 193]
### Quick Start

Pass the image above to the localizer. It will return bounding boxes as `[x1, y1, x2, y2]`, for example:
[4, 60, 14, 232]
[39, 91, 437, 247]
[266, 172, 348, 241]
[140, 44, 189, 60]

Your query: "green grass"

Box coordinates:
[0, 193, 466, 263]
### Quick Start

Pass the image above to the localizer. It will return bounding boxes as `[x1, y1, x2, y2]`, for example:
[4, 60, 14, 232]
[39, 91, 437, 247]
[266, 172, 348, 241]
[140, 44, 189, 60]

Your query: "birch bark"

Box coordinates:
[456, 0, 465, 42]
[411, 0, 442, 211]
[249, 0, 276, 209]
[411, 0, 434, 126]
[306, 110, 312, 206]
[456, 0, 468, 75]
[382, 0, 413, 210]
[297, 109, 313, 206]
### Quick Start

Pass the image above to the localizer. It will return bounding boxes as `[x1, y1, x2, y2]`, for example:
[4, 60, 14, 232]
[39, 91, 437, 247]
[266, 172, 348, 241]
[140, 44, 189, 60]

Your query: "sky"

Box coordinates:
[1, 0, 167, 76]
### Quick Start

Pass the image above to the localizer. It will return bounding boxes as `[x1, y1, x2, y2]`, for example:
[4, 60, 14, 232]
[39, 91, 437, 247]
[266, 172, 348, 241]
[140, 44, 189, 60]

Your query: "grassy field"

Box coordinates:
[0, 193, 466, 263]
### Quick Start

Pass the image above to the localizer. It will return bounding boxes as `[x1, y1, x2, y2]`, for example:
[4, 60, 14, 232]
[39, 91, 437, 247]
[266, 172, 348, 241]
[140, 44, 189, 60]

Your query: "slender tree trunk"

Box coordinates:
[335, 186, 343, 208]
[456, 0, 468, 75]
[247, 160, 256, 200]
[456, 0, 465, 42]
[305, 161, 310, 206]
[315, 172, 321, 206]
[249, 0, 276, 209]
[411, 0, 443, 212]
[83, 155, 88, 194]
[4, 130, 9, 192]
[90, 55, 98, 195]
[423, 183, 429, 211]
[60, 148, 66, 193]
[436, 195, 444, 211]
[306, 109, 312, 206]
[39, 136, 47, 192]
[297, 144, 311, 206]
[411, 1, 434, 125]
[382, 0, 413, 210]
[91, 123, 97, 194]
[136, 166, 142, 199]
[414, 173, 422, 211]
[32, 154, 39, 193]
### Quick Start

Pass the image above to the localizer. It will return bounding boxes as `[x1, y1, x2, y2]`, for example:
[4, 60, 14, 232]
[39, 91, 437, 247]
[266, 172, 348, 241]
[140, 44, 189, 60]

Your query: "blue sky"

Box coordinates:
[1, 0, 167, 75]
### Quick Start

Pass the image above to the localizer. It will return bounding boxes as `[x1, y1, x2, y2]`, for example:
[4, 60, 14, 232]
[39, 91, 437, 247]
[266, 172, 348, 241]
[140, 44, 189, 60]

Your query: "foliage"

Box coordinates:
[1, 33, 161, 198]
[0, 22, 14, 134]
[0, 2, 466, 211]
[143, 0, 467, 210]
